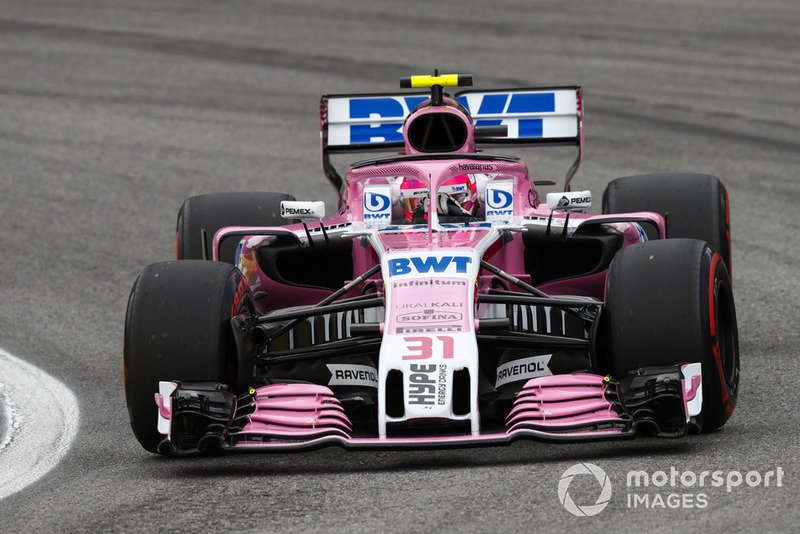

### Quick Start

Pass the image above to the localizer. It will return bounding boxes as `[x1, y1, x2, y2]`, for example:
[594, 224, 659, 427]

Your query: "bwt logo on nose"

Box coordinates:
[388, 256, 472, 277]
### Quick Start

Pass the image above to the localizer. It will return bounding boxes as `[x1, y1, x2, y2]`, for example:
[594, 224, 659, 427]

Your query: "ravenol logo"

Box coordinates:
[364, 192, 390, 213]
[388, 255, 472, 277]
[487, 188, 513, 210]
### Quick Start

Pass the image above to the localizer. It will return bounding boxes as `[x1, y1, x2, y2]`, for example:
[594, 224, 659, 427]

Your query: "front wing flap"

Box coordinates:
[153, 364, 702, 455]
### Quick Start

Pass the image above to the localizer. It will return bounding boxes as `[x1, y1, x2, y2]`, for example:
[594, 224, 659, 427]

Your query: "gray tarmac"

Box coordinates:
[0, 1, 798, 532]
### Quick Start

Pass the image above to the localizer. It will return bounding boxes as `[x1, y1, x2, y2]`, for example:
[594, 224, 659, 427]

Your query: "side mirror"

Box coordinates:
[544, 191, 591, 238]
[280, 201, 326, 220]
[280, 201, 328, 245]
[546, 190, 592, 211]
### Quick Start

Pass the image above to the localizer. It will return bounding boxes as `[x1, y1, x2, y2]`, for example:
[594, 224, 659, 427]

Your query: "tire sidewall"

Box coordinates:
[699, 249, 739, 429]
[605, 239, 739, 431]
[123, 261, 253, 452]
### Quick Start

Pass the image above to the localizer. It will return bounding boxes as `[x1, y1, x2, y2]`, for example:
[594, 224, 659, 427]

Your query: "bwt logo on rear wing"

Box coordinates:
[323, 93, 427, 151]
[321, 87, 582, 150]
[457, 88, 581, 147]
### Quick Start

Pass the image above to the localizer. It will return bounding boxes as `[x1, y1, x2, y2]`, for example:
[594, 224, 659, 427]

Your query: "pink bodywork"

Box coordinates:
[212, 96, 666, 309]
[232, 377, 627, 450]
[196, 93, 678, 449]
[213, 155, 666, 312]
[507, 374, 625, 432]
[239, 383, 352, 439]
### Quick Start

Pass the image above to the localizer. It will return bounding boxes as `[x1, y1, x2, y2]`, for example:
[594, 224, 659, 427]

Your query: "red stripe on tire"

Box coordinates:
[709, 252, 730, 404]
[709, 253, 719, 337]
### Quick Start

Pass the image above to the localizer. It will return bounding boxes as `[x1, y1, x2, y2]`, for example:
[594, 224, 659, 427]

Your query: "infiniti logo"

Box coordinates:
[558, 463, 612, 516]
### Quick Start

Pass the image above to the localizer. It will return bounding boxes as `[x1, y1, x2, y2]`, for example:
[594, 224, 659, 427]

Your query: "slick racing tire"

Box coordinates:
[602, 174, 731, 276]
[604, 239, 739, 431]
[176, 192, 295, 263]
[124, 260, 254, 453]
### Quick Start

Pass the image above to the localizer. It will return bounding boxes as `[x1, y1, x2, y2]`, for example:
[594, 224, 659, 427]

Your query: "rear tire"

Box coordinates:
[123, 260, 254, 453]
[602, 174, 731, 275]
[604, 239, 739, 431]
[176, 192, 295, 263]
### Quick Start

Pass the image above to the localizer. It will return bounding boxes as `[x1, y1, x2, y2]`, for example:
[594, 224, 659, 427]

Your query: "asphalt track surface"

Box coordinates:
[0, 1, 798, 532]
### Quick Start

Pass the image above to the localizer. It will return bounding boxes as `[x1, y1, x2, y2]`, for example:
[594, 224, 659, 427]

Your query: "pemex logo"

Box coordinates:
[558, 463, 612, 516]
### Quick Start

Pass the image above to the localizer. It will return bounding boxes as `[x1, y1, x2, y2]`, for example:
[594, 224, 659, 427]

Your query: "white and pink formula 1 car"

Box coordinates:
[124, 73, 739, 455]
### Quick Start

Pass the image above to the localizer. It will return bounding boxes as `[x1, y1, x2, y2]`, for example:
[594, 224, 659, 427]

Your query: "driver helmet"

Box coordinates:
[438, 174, 478, 216]
[399, 178, 429, 223]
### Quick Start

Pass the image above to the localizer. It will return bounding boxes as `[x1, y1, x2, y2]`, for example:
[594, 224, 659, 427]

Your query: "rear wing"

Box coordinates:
[320, 86, 583, 203]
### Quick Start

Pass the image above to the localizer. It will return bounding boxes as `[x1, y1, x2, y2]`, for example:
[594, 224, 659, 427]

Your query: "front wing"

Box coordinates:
[154, 364, 702, 455]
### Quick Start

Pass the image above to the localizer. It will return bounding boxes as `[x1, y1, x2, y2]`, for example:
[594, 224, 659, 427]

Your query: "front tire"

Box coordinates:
[123, 260, 253, 452]
[604, 239, 739, 431]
